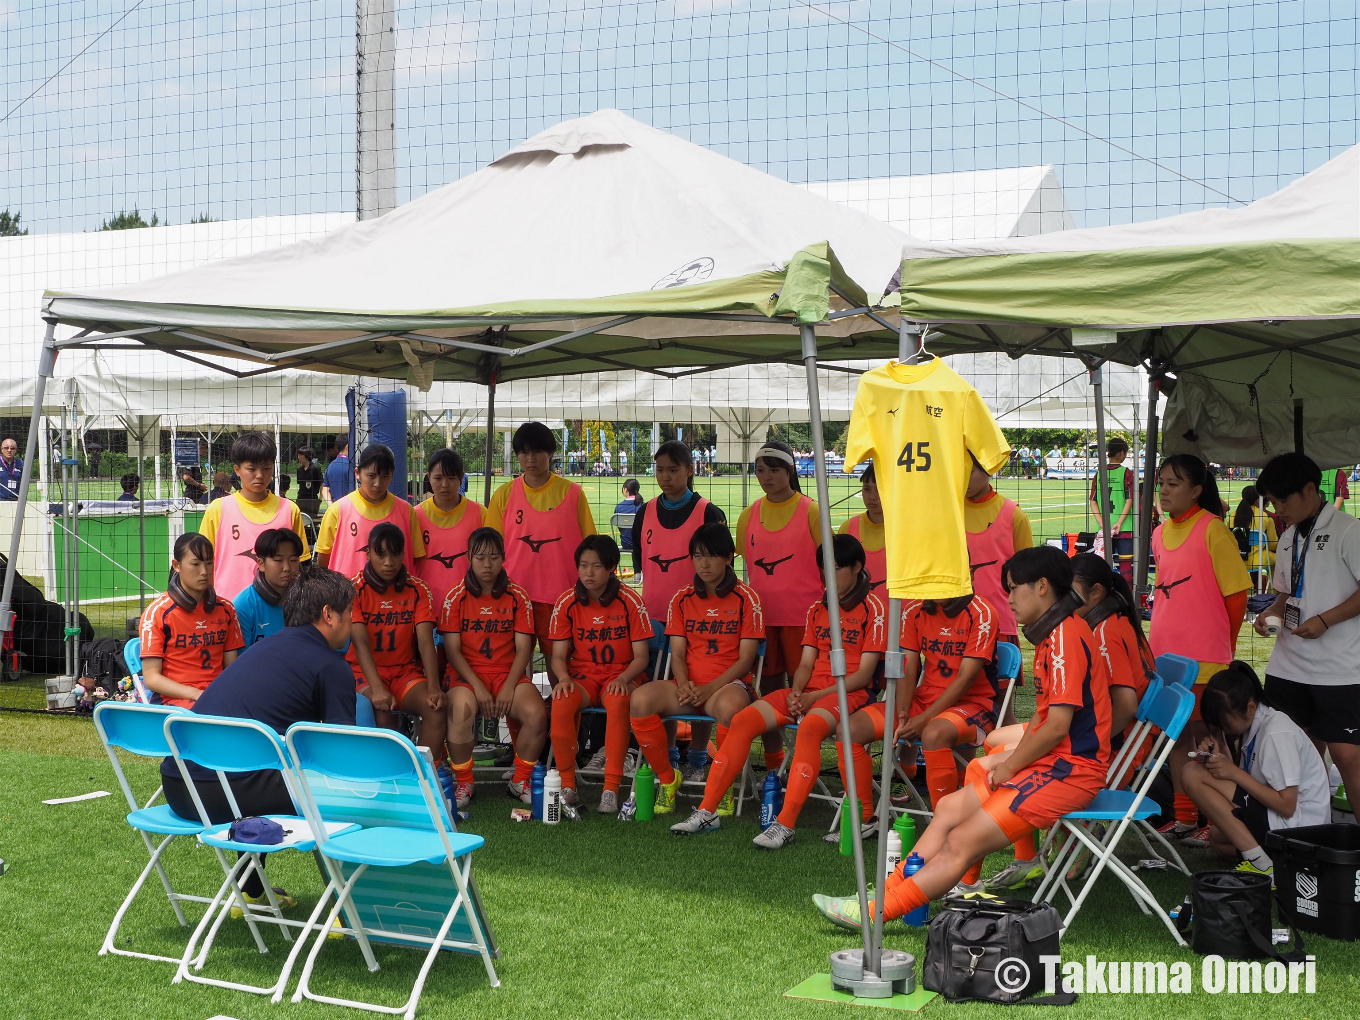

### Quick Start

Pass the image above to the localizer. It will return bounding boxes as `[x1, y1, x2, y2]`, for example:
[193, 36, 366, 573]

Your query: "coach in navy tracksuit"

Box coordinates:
[0, 438, 23, 500]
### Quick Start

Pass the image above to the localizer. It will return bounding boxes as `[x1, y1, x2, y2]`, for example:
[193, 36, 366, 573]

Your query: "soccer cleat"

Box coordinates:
[598, 790, 619, 814]
[753, 821, 796, 850]
[454, 781, 474, 810]
[654, 768, 685, 815]
[1179, 825, 1212, 849]
[623, 749, 640, 777]
[716, 787, 736, 817]
[670, 808, 720, 835]
[561, 787, 580, 807]
[231, 886, 297, 918]
[681, 763, 708, 786]
[1155, 819, 1194, 838]
[585, 746, 608, 772]
[812, 893, 863, 930]
[860, 815, 881, 840]
[949, 881, 1001, 901]
[507, 780, 532, 803]
[985, 856, 1045, 891]
[1235, 860, 1275, 887]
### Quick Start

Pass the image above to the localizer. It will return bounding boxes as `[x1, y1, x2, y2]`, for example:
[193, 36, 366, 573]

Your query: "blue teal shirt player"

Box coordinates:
[231, 574, 286, 646]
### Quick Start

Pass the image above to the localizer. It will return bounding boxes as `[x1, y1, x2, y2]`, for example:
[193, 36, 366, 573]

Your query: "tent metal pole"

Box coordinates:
[1130, 397, 1141, 592]
[1091, 362, 1114, 565]
[483, 370, 498, 506]
[1135, 374, 1160, 592]
[801, 322, 872, 965]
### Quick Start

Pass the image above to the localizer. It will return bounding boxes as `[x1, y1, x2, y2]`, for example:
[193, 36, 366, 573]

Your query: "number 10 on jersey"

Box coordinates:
[897, 441, 932, 472]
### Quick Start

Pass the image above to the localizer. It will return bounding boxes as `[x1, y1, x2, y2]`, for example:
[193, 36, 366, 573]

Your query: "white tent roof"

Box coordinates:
[805, 166, 1075, 242]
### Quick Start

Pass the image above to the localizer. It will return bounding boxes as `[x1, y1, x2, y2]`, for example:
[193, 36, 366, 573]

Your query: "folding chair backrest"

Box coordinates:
[287, 723, 452, 832]
[994, 640, 1021, 680]
[94, 701, 187, 757]
[122, 638, 143, 677]
[164, 715, 292, 774]
[1136, 676, 1165, 721]
[1154, 653, 1198, 689]
[1144, 683, 1195, 745]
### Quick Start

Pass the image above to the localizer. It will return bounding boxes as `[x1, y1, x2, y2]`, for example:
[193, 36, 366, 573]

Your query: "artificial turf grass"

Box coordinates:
[5, 722, 1360, 1020]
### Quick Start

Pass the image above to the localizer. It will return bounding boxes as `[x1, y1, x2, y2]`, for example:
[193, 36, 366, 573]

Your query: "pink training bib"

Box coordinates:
[214, 495, 296, 601]
[328, 494, 417, 579]
[744, 495, 822, 627]
[844, 513, 888, 595]
[638, 494, 711, 622]
[502, 477, 583, 604]
[967, 497, 1018, 636]
[1150, 510, 1234, 663]
[414, 498, 484, 610]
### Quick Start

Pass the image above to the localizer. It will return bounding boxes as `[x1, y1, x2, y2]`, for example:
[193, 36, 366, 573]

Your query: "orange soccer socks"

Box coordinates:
[923, 748, 961, 810]
[600, 689, 632, 794]
[700, 704, 768, 812]
[871, 874, 930, 922]
[835, 740, 876, 822]
[549, 687, 585, 790]
[776, 713, 832, 828]
[630, 712, 676, 785]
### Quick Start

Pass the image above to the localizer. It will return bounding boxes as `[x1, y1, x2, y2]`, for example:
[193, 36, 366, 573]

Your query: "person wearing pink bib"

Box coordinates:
[736, 439, 823, 774]
[315, 443, 426, 579]
[839, 462, 887, 593]
[485, 422, 597, 656]
[414, 448, 484, 610]
[964, 455, 1034, 725]
[197, 431, 311, 601]
[1151, 453, 1252, 842]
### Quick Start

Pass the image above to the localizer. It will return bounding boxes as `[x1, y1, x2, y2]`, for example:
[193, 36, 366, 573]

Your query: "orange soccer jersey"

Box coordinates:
[139, 593, 245, 706]
[346, 570, 437, 675]
[439, 576, 536, 681]
[1092, 612, 1153, 701]
[548, 580, 650, 687]
[1030, 615, 1112, 774]
[800, 592, 888, 691]
[900, 595, 1000, 711]
[665, 577, 765, 685]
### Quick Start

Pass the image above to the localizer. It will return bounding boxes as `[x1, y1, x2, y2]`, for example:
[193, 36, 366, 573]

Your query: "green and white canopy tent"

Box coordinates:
[893, 143, 1360, 581]
[8, 109, 924, 975]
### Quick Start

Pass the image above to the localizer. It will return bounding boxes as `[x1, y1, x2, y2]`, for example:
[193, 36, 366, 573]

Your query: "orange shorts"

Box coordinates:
[968, 756, 1104, 833]
[761, 625, 806, 677]
[909, 699, 997, 745]
[445, 670, 531, 698]
[762, 685, 868, 725]
[566, 674, 637, 704]
[356, 663, 429, 707]
[532, 602, 556, 658]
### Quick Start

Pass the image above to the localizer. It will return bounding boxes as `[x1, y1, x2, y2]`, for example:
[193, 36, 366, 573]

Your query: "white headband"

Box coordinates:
[754, 446, 795, 466]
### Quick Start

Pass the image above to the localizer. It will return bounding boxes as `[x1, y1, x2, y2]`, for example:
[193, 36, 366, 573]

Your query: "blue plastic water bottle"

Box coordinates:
[531, 763, 546, 820]
[760, 772, 781, 829]
[901, 852, 929, 927]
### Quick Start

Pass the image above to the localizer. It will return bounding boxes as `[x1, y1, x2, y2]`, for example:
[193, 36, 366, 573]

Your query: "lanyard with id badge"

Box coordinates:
[1285, 517, 1318, 630]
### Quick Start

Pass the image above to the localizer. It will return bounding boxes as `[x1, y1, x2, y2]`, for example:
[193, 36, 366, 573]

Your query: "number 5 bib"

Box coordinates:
[214, 494, 297, 600]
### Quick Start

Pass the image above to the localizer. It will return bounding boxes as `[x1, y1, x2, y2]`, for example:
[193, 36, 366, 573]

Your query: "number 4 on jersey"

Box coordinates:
[897, 441, 932, 472]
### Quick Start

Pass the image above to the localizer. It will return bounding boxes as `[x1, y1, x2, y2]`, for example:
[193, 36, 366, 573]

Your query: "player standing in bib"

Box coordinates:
[547, 536, 652, 813]
[631, 440, 728, 779]
[485, 421, 596, 657]
[838, 462, 887, 592]
[198, 431, 311, 601]
[315, 443, 425, 577]
[737, 439, 822, 774]
[1151, 453, 1251, 841]
[964, 455, 1033, 725]
[414, 449, 484, 611]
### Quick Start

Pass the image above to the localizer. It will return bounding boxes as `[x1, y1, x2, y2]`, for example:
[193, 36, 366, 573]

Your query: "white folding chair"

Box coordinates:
[163, 713, 357, 998]
[93, 702, 213, 964]
[286, 722, 499, 1019]
[1032, 683, 1196, 945]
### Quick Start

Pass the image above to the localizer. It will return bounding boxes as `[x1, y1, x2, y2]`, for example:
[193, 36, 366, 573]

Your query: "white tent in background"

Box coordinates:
[804, 166, 1076, 241]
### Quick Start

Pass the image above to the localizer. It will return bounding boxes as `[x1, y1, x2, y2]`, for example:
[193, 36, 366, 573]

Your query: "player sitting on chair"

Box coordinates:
[671, 533, 886, 844]
[629, 523, 764, 816]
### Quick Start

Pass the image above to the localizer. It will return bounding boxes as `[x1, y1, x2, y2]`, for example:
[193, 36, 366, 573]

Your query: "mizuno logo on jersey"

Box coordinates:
[1154, 576, 1190, 598]
[752, 553, 795, 575]
[969, 558, 997, 576]
[479, 607, 495, 616]
[428, 551, 467, 569]
[649, 553, 689, 573]
[518, 535, 562, 553]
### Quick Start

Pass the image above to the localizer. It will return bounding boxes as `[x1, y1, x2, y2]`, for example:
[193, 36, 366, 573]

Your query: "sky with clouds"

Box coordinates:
[1, 0, 1355, 234]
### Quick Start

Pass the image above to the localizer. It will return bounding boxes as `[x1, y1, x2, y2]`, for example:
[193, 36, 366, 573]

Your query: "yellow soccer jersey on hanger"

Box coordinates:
[845, 358, 1010, 599]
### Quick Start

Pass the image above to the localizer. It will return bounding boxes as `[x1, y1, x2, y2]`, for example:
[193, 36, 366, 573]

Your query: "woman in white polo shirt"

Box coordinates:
[1254, 452, 1360, 812]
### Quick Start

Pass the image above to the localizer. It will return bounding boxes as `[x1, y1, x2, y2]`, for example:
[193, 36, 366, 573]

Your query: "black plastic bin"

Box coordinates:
[1266, 823, 1360, 940]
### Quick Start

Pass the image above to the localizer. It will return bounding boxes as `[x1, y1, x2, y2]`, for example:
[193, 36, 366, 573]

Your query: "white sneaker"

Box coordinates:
[585, 747, 608, 771]
[598, 790, 619, 814]
[623, 749, 639, 777]
[506, 780, 531, 804]
[753, 821, 796, 850]
[669, 808, 720, 835]
[681, 762, 708, 786]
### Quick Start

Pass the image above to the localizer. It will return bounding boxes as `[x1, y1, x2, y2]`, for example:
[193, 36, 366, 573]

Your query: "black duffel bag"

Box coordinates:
[1175, 869, 1306, 961]
[923, 896, 1074, 1004]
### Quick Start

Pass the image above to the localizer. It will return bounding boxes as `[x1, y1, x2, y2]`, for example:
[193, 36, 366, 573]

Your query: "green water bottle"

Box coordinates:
[894, 812, 916, 855]
[635, 762, 656, 821]
[839, 795, 857, 856]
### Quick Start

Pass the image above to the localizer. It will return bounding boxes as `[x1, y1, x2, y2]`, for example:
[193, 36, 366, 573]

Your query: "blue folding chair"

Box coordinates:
[121, 637, 155, 704]
[1032, 683, 1196, 945]
[991, 640, 1023, 722]
[93, 702, 211, 964]
[1154, 653, 1198, 689]
[286, 723, 499, 1018]
[163, 714, 357, 998]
